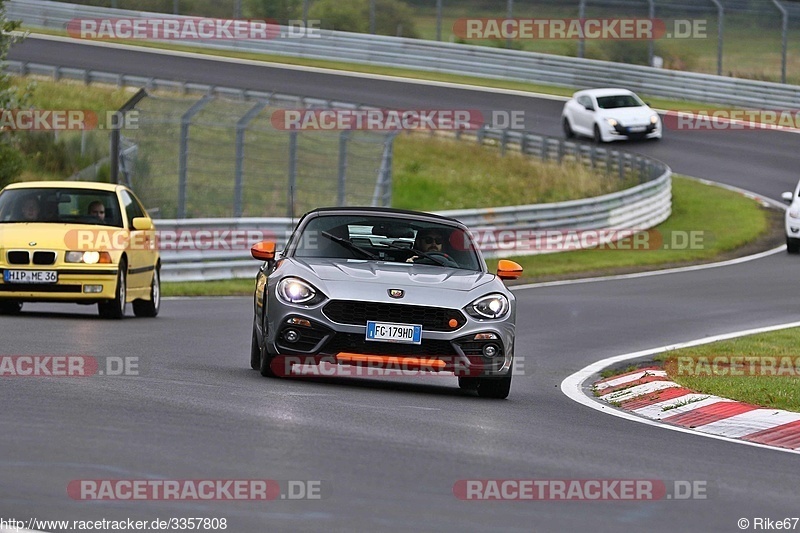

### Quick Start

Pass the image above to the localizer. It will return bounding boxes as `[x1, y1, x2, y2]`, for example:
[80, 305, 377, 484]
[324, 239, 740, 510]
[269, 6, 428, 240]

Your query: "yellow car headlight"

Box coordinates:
[65, 251, 112, 264]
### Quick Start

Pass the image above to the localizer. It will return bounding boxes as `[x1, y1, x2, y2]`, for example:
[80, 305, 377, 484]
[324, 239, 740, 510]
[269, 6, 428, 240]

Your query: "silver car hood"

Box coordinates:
[291, 257, 494, 292]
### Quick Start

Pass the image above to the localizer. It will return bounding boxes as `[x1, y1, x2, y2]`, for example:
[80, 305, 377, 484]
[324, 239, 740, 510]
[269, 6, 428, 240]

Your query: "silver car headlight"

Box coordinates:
[467, 293, 510, 320]
[277, 277, 321, 305]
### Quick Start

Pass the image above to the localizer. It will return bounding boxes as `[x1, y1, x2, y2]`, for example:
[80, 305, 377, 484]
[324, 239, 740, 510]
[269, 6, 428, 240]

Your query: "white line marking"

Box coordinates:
[561, 321, 800, 455]
[512, 245, 785, 290]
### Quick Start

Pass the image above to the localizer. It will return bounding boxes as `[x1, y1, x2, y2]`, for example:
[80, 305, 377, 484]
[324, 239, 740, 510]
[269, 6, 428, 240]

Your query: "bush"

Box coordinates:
[310, 0, 418, 38]
[0, 140, 24, 187]
[244, 0, 302, 22]
[588, 40, 650, 65]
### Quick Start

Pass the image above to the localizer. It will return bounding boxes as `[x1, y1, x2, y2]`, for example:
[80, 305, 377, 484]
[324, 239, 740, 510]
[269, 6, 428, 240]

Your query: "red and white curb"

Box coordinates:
[561, 321, 800, 455]
[593, 367, 800, 450]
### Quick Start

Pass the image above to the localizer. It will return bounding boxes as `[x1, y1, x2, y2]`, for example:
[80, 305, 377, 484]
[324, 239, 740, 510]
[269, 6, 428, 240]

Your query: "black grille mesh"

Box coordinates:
[33, 251, 56, 265]
[323, 300, 466, 332]
[7, 251, 29, 265]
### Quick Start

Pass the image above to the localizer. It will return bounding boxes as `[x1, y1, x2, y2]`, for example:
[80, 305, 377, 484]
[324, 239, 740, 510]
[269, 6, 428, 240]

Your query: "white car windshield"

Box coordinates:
[596, 95, 644, 109]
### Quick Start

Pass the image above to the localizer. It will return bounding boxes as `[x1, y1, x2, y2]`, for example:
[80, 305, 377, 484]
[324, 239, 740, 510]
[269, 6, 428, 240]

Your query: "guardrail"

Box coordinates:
[3, 61, 671, 282]
[7, 0, 800, 109]
[154, 129, 670, 282]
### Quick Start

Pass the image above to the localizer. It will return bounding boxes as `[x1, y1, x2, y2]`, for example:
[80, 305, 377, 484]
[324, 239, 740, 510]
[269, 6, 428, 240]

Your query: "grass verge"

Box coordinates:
[483, 175, 772, 280]
[654, 328, 800, 413]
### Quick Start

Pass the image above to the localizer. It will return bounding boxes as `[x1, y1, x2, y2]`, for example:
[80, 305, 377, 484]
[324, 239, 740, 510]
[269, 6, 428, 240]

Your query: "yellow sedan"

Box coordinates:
[0, 181, 160, 318]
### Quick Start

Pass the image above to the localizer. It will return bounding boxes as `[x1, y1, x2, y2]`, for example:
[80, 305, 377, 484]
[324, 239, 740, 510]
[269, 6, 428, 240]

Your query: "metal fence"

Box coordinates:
[150, 127, 671, 281]
[109, 90, 394, 219]
[13, 0, 800, 84]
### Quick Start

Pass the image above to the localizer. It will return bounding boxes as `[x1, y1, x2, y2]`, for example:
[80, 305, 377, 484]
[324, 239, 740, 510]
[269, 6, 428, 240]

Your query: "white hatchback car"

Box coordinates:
[782, 181, 800, 254]
[562, 88, 662, 143]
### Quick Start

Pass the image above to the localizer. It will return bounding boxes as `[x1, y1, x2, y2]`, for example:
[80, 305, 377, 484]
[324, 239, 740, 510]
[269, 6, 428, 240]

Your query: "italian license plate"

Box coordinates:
[3, 270, 58, 284]
[629, 126, 647, 133]
[366, 321, 422, 344]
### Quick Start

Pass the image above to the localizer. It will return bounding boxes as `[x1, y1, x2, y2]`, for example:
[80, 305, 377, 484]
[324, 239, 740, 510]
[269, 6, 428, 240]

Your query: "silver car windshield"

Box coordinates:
[290, 214, 483, 271]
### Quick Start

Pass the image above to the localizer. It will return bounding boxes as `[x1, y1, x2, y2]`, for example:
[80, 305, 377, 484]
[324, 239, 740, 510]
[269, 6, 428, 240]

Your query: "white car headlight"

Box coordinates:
[650, 114, 659, 124]
[277, 277, 318, 304]
[467, 294, 510, 319]
[789, 209, 800, 219]
[605, 118, 618, 127]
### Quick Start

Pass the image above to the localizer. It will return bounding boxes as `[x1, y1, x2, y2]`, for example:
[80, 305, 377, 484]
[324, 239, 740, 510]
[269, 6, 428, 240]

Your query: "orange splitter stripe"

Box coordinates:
[336, 353, 446, 370]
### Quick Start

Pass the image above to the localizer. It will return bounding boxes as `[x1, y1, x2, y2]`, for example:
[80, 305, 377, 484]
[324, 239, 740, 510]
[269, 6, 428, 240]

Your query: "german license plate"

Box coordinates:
[629, 126, 647, 133]
[3, 270, 58, 284]
[366, 321, 422, 344]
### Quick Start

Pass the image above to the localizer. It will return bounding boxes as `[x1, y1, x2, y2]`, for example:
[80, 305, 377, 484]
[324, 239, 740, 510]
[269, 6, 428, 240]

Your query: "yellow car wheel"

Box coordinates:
[98, 261, 127, 319]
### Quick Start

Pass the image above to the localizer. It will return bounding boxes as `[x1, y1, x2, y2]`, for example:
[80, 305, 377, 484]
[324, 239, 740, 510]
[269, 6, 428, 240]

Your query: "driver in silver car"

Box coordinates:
[407, 227, 445, 262]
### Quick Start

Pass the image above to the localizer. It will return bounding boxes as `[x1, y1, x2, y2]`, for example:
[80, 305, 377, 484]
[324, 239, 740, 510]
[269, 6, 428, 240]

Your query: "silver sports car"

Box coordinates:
[249, 207, 522, 399]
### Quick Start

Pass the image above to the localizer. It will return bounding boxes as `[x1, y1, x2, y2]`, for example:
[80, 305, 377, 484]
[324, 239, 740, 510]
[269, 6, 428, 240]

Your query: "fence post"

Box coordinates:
[372, 133, 396, 207]
[505, 0, 513, 49]
[337, 131, 351, 206]
[234, 101, 267, 217]
[110, 88, 147, 185]
[436, 0, 443, 41]
[646, 0, 655, 66]
[577, 0, 586, 58]
[771, 0, 788, 84]
[287, 131, 298, 217]
[710, 0, 724, 76]
[177, 95, 212, 218]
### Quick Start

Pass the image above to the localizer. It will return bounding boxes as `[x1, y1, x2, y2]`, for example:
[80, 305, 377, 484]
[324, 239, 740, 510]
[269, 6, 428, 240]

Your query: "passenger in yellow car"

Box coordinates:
[88, 200, 106, 222]
[20, 197, 40, 221]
